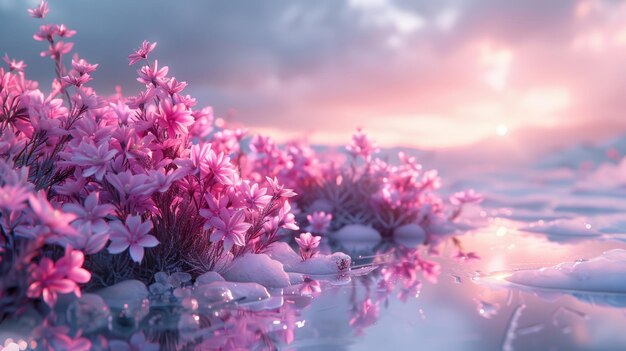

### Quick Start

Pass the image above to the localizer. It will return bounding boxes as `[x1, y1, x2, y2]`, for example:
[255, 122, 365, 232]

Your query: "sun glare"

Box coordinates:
[496, 124, 508, 136]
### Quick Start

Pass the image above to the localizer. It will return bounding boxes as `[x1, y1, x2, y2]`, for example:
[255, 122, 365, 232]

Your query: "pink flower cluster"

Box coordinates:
[1, 1, 300, 313]
[247, 129, 479, 237]
[0, 1, 478, 325]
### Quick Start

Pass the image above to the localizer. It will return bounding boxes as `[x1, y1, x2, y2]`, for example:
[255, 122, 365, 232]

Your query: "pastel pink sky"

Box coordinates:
[2, 0, 626, 150]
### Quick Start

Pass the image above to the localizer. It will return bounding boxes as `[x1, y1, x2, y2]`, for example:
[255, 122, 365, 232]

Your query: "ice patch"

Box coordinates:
[505, 249, 626, 294]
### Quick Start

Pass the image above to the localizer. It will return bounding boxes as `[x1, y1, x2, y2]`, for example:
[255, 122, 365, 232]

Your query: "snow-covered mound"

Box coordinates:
[505, 249, 626, 294]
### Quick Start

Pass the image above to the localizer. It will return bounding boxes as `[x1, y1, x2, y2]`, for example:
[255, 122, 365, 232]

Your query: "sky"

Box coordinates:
[2, 0, 626, 150]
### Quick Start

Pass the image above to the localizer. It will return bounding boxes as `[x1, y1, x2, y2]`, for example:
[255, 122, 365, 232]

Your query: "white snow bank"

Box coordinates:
[505, 249, 626, 294]
[195, 271, 225, 285]
[96, 280, 148, 309]
[222, 253, 290, 288]
[194, 281, 270, 304]
[265, 242, 351, 275]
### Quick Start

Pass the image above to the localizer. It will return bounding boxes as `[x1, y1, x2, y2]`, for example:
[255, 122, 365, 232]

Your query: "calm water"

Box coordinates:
[3, 152, 626, 350]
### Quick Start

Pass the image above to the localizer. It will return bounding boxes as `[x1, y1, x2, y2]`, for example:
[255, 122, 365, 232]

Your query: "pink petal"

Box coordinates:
[108, 240, 129, 254]
[85, 233, 110, 254]
[49, 278, 77, 293]
[43, 289, 57, 307]
[137, 235, 159, 248]
[129, 244, 144, 263]
[69, 268, 91, 284]
[231, 232, 246, 247]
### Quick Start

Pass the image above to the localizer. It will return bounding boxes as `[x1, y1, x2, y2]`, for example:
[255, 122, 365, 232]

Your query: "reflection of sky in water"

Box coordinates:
[302, 226, 626, 351]
[294, 149, 626, 351]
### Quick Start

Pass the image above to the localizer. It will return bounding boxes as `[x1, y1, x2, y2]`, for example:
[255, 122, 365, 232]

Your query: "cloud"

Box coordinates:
[2, 0, 626, 149]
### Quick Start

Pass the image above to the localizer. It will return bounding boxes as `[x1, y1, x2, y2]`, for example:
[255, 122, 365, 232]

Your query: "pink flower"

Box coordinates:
[28, 191, 77, 237]
[106, 171, 156, 198]
[189, 107, 214, 140]
[349, 298, 379, 334]
[421, 169, 442, 190]
[276, 201, 299, 231]
[306, 211, 332, 234]
[62, 192, 114, 228]
[137, 60, 168, 86]
[56, 247, 91, 295]
[61, 72, 92, 87]
[204, 150, 237, 185]
[33, 24, 58, 42]
[238, 181, 272, 210]
[156, 99, 194, 137]
[3, 54, 26, 72]
[56, 24, 76, 38]
[28, 1, 49, 18]
[207, 209, 251, 251]
[346, 128, 379, 161]
[163, 77, 187, 95]
[126, 89, 156, 110]
[148, 167, 187, 193]
[33, 323, 92, 351]
[27, 258, 75, 307]
[0, 183, 31, 212]
[450, 189, 483, 206]
[65, 222, 110, 255]
[27, 248, 90, 307]
[266, 176, 297, 199]
[128, 41, 157, 66]
[71, 57, 98, 75]
[295, 232, 321, 260]
[41, 41, 74, 60]
[418, 257, 441, 284]
[299, 277, 321, 295]
[108, 215, 159, 263]
[199, 193, 230, 219]
[66, 139, 117, 180]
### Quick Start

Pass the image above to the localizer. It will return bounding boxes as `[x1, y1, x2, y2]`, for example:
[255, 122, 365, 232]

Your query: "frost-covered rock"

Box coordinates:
[265, 242, 352, 274]
[196, 271, 225, 285]
[222, 253, 290, 288]
[288, 272, 305, 285]
[265, 242, 301, 267]
[393, 223, 426, 246]
[66, 294, 110, 333]
[195, 281, 269, 304]
[213, 252, 234, 273]
[333, 224, 381, 241]
[332, 224, 381, 251]
[96, 280, 148, 309]
[294, 253, 352, 274]
[245, 296, 285, 311]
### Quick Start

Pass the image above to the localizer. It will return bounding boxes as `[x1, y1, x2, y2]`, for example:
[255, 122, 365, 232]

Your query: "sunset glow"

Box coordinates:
[1, 0, 625, 151]
[4, 2, 626, 350]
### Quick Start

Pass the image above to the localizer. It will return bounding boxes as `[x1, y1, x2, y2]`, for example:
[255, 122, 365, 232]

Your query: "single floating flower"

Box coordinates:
[295, 232, 321, 260]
